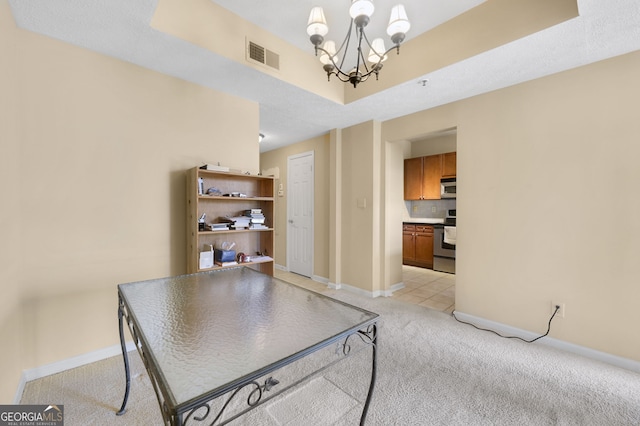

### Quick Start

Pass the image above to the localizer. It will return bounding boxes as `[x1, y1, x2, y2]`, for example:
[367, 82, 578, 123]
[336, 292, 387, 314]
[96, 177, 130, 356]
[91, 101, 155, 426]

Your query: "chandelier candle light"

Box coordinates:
[307, 0, 410, 88]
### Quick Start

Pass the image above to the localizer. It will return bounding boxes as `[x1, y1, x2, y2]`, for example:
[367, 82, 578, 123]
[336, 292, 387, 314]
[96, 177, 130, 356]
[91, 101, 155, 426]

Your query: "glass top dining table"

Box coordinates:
[116, 267, 379, 425]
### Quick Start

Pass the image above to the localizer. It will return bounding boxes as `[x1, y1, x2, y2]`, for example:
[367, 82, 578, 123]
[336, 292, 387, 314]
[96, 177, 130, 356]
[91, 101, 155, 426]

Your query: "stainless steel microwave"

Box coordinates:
[441, 178, 456, 199]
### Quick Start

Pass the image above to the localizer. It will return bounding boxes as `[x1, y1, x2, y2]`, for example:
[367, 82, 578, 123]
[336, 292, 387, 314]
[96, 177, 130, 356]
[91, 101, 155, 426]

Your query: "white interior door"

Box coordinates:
[287, 151, 314, 277]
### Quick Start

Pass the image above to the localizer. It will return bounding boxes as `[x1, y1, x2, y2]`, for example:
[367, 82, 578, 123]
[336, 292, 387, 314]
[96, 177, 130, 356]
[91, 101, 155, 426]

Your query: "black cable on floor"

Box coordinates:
[451, 305, 560, 343]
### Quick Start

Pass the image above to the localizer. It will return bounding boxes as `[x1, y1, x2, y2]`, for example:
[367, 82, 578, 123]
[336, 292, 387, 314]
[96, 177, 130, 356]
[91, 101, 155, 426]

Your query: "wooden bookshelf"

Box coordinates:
[186, 167, 275, 275]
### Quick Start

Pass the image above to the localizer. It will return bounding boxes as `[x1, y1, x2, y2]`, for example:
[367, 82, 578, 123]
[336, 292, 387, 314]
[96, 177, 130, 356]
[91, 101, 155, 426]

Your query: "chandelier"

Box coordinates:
[307, 0, 410, 88]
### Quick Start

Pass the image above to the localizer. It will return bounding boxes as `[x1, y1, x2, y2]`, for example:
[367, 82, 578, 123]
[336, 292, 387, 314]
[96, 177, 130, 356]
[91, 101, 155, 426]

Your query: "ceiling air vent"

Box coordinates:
[247, 40, 280, 71]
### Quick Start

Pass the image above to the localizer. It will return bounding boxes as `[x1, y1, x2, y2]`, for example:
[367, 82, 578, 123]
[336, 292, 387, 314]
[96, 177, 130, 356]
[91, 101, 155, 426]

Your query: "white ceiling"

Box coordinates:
[212, 0, 486, 54]
[8, 0, 640, 152]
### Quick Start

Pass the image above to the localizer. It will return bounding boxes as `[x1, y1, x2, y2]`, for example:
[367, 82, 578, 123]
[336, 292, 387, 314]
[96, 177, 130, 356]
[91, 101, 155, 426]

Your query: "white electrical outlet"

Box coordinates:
[551, 301, 565, 318]
[431, 206, 437, 213]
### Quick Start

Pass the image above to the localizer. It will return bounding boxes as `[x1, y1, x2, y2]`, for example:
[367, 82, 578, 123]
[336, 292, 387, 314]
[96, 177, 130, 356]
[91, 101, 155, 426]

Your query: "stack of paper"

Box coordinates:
[200, 164, 230, 172]
[226, 216, 251, 229]
[244, 209, 267, 229]
[209, 223, 230, 231]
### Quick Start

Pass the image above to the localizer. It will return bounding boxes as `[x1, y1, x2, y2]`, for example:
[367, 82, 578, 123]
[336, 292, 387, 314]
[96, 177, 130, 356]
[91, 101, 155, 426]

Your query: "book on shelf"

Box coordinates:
[243, 209, 266, 225]
[250, 255, 273, 263]
[200, 164, 230, 172]
[226, 216, 251, 229]
[215, 260, 238, 267]
[209, 223, 230, 231]
[249, 224, 268, 230]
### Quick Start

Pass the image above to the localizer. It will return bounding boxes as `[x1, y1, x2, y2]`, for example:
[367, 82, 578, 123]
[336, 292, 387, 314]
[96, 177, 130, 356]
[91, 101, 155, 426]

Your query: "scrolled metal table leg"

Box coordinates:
[359, 323, 378, 426]
[116, 296, 131, 416]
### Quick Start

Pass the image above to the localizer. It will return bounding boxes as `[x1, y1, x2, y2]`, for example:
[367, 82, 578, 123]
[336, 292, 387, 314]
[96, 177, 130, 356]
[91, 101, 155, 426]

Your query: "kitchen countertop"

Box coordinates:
[403, 218, 445, 224]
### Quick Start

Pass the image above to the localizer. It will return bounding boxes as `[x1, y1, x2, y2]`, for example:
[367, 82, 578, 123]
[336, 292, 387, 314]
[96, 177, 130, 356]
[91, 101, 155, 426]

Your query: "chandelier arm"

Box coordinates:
[352, 47, 402, 82]
[358, 39, 370, 74]
[370, 44, 402, 69]
[335, 19, 354, 72]
[361, 30, 399, 73]
[332, 73, 353, 83]
[360, 30, 375, 52]
[315, 46, 354, 80]
[355, 25, 365, 75]
[361, 31, 401, 66]
[382, 44, 402, 57]
[326, 40, 401, 83]
[351, 67, 376, 82]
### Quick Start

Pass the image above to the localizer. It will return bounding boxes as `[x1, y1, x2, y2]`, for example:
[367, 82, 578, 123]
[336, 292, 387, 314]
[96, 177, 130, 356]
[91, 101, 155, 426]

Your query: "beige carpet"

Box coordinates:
[20, 288, 640, 425]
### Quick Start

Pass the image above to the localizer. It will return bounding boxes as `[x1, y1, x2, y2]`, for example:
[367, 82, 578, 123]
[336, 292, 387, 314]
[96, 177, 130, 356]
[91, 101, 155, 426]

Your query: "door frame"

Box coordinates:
[286, 150, 314, 277]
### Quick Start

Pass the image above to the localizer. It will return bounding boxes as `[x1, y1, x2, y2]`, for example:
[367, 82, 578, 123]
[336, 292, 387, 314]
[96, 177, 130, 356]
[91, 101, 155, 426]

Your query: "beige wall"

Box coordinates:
[347, 0, 579, 103]
[411, 132, 457, 158]
[0, 1, 259, 402]
[383, 140, 411, 289]
[263, 49, 640, 364]
[340, 122, 381, 292]
[260, 135, 330, 279]
[155, 0, 577, 107]
[0, 3, 22, 401]
[458, 50, 640, 361]
[262, 122, 387, 294]
[152, 0, 344, 104]
[383, 50, 640, 361]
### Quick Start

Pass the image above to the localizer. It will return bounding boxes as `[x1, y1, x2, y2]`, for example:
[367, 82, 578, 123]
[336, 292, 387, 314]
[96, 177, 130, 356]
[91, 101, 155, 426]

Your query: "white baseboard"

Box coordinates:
[330, 282, 378, 298]
[275, 266, 329, 287]
[453, 311, 640, 374]
[14, 341, 137, 404]
[327, 281, 404, 298]
[385, 281, 405, 297]
[311, 275, 329, 285]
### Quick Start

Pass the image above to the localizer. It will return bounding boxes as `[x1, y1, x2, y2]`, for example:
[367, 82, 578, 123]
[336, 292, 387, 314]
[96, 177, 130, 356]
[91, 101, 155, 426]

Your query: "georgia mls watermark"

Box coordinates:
[0, 405, 63, 426]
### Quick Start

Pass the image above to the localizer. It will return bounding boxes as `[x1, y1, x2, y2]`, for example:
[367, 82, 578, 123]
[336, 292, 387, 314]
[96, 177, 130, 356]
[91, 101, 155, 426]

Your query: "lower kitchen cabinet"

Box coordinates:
[402, 224, 434, 268]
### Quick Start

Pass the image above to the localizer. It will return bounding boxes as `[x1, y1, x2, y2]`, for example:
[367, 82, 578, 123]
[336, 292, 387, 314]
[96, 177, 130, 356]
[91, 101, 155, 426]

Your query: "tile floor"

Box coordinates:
[391, 265, 455, 313]
[274, 265, 455, 314]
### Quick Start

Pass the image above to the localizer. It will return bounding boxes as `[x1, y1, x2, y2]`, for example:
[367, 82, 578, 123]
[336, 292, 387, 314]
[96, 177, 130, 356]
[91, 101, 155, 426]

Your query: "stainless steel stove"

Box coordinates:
[433, 209, 456, 274]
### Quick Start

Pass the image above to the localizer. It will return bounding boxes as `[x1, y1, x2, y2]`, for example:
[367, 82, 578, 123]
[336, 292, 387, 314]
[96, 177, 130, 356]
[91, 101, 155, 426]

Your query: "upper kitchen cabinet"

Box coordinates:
[441, 152, 457, 178]
[404, 157, 425, 200]
[422, 155, 443, 199]
[405, 153, 457, 200]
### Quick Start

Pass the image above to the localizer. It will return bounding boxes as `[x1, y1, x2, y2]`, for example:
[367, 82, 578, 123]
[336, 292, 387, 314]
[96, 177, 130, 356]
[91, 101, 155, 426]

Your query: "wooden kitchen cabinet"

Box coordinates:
[404, 155, 442, 200]
[423, 155, 442, 199]
[441, 152, 457, 178]
[402, 223, 434, 268]
[404, 157, 423, 200]
[403, 224, 416, 261]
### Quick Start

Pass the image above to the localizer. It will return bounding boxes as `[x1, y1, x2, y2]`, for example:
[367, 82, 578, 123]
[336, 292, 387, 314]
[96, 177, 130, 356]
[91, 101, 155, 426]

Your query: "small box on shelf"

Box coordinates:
[215, 249, 236, 263]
